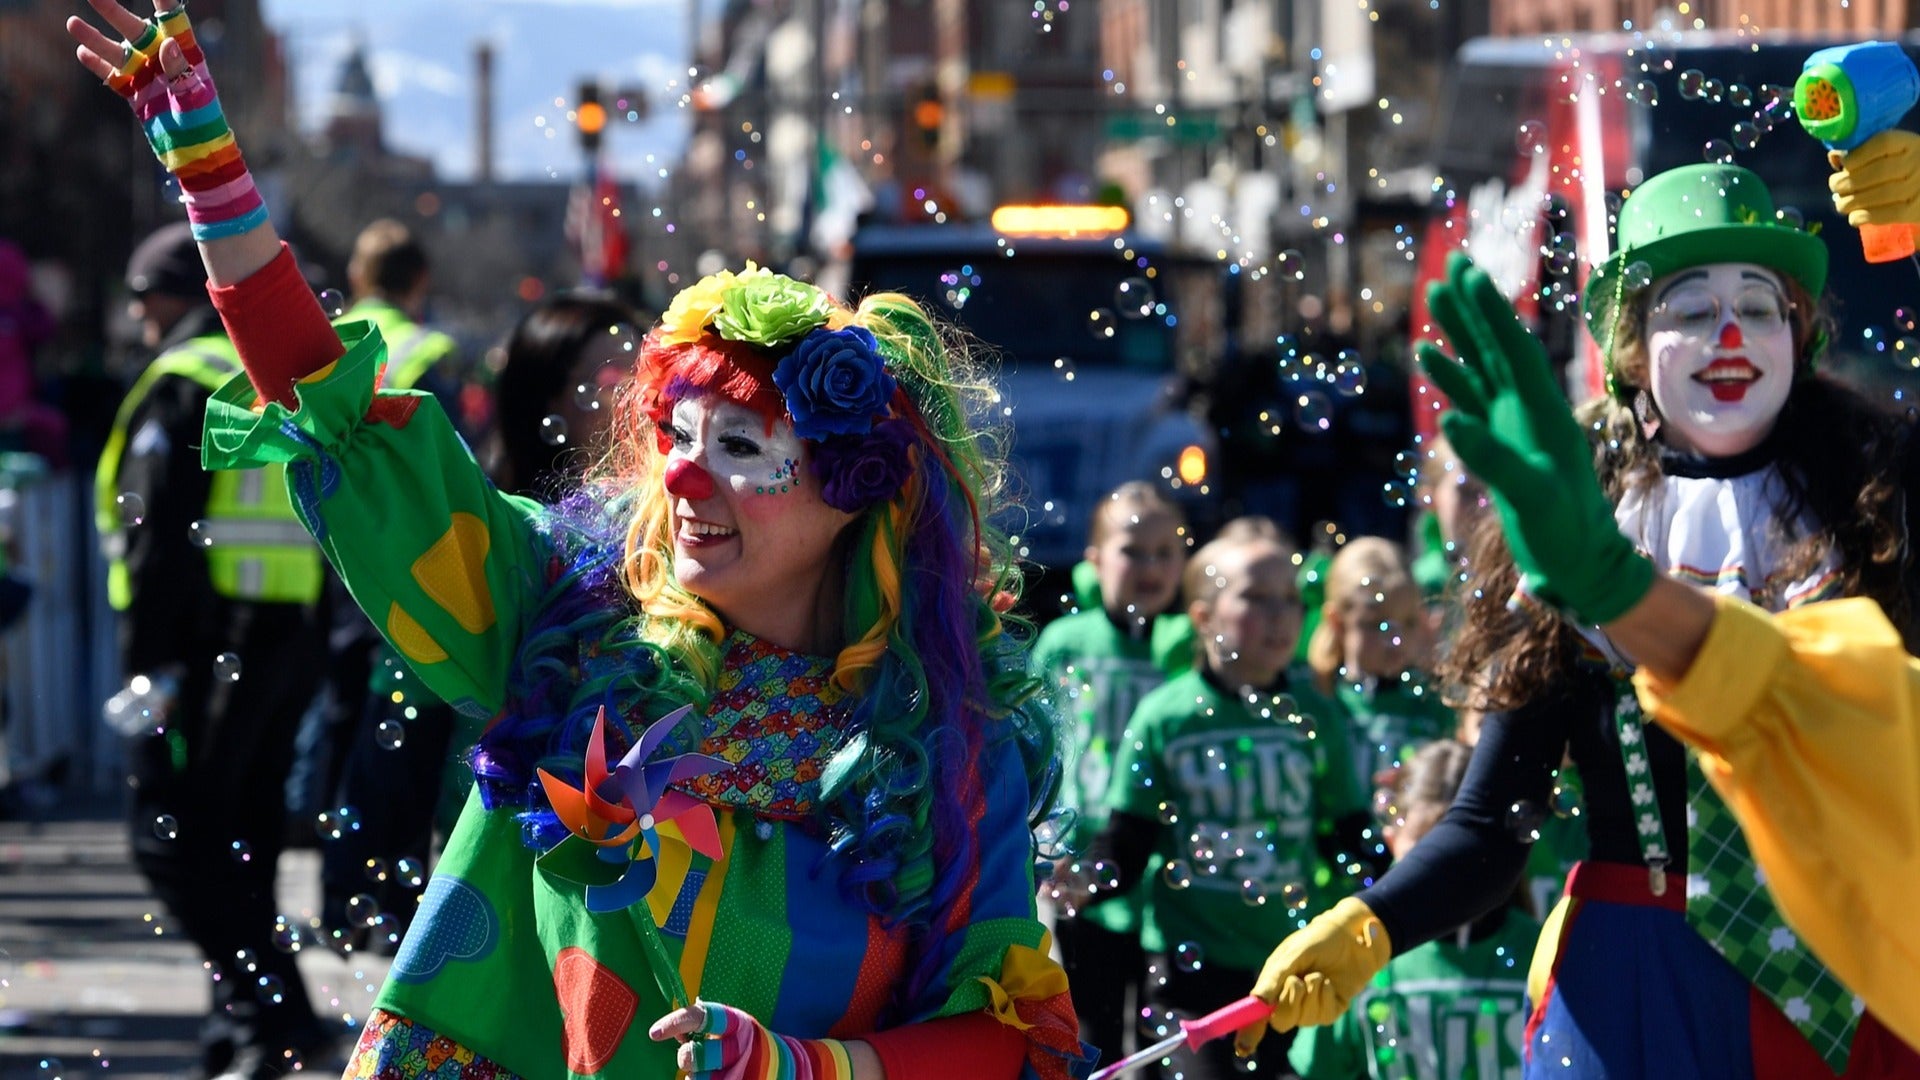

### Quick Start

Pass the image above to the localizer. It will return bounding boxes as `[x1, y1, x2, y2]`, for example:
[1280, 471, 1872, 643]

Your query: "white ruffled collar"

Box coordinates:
[1612, 460, 1839, 613]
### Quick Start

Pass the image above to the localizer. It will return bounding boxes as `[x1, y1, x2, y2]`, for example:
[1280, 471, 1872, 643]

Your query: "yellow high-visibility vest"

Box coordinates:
[95, 333, 322, 609]
[338, 300, 456, 391]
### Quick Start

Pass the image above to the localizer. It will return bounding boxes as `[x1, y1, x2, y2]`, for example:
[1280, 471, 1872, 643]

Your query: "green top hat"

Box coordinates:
[1584, 163, 1827, 397]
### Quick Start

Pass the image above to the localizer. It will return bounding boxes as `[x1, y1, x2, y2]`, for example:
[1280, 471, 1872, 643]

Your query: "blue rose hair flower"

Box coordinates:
[811, 419, 917, 513]
[772, 326, 897, 440]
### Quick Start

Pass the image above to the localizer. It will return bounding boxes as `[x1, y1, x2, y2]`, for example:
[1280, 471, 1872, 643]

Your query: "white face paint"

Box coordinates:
[661, 395, 854, 648]
[1643, 262, 1795, 458]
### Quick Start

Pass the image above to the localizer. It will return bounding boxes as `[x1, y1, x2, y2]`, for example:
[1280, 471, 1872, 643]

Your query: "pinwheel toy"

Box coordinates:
[535, 704, 732, 1006]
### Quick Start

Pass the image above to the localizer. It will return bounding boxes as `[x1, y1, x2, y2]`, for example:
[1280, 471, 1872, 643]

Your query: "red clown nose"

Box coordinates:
[664, 457, 716, 500]
[1718, 322, 1743, 349]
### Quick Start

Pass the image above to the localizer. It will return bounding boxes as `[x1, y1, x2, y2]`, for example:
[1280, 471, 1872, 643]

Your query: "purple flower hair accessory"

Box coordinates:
[772, 326, 896, 440]
[811, 419, 917, 513]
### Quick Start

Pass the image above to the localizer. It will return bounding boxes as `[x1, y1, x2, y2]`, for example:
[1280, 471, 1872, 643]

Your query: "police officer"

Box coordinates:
[96, 222, 334, 1079]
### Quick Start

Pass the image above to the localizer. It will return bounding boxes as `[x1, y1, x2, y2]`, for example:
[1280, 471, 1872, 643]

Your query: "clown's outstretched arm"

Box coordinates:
[1417, 250, 1920, 1056]
[70, 0, 544, 718]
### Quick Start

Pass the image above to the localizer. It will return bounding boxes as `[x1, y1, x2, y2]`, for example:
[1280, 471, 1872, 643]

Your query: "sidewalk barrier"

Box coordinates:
[0, 461, 123, 795]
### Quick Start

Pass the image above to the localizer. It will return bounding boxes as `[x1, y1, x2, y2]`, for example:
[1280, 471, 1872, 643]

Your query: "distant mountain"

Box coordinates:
[262, 0, 693, 184]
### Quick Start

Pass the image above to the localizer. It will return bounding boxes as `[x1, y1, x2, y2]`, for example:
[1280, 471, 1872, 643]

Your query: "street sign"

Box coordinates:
[1104, 110, 1226, 143]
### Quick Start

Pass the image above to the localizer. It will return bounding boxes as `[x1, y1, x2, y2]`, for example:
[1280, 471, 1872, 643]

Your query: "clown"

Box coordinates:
[1230, 162, 1920, 1080]
[67, 3, 1091, 1076]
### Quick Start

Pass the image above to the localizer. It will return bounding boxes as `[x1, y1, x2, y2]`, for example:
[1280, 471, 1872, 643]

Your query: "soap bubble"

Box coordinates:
[1115, 277, 1157, 318]
[1515, 119, 1548, 157]
[346, 893, 381, 927]
[1508, 800, 1547, 843]
[1293, 390, 1334, 432]
[1330, 351, 1367, 396]
[1174, 941, 1205, 972]
[1162, 860, 1193, 890]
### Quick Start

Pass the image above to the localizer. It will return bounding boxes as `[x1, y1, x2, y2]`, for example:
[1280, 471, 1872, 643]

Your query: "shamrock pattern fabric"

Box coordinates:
[1612, 680, 1860, 1074]
[1686, 757, 1862, 1073]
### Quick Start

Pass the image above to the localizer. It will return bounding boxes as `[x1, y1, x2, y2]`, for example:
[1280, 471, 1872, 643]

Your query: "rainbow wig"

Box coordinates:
[482, 265, 1063, 996]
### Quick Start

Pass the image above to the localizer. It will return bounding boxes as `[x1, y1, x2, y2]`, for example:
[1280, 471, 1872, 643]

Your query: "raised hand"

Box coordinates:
[1829, 129, 1920, 226]
[67, 0, 267, 244]
[1414, 252, 1654, 625]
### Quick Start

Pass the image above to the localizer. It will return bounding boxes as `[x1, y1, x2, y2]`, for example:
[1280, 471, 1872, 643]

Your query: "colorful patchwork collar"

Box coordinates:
[668, 632, 855, 821]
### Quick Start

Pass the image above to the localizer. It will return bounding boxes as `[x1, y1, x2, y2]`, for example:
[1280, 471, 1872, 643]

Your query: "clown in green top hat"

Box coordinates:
[1584, 163, 1828, 448]
[1230, 147, 1920, 1080]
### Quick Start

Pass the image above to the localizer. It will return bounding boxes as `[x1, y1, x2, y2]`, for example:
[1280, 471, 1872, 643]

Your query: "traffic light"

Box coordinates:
[911, 82, 943, 150]
[577, 81, 606, 153]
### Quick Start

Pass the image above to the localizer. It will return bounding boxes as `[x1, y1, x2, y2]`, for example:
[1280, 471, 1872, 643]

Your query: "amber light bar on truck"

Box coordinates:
[990, 204, 1131, 237]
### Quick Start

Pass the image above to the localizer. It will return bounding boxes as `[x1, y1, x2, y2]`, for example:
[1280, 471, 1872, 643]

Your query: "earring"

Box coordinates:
[1633, 389, 1660, 438]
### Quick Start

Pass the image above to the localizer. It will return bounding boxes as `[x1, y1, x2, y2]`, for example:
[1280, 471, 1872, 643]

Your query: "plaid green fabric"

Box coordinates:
[1685, 755, 1863, 1073]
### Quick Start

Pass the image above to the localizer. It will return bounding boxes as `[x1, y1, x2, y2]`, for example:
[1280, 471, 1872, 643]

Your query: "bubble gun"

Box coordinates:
[1796, 41, 1920, 262]
[1087, 996, 1272, 1079]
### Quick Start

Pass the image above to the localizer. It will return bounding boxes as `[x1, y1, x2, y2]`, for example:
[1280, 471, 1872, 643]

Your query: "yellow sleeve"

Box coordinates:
[1632, 595, 1920, 1053]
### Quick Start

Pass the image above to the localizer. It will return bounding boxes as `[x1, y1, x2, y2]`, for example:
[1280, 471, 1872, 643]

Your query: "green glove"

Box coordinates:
[1414, 252, 1654, 625]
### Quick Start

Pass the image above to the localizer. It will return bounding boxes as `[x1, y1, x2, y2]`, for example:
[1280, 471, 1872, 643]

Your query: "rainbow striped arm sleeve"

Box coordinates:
[109, 5, 266, 241]
[685, 1001, 856, 1080]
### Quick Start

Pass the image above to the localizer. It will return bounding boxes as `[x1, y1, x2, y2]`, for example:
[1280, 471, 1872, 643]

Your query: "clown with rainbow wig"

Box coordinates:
[66, 4, 1091, 1075]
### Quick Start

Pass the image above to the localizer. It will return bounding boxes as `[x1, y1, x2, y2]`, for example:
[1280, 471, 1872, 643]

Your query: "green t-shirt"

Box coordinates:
[1289, 906, 1541, 1080]
[1335, 677, 1458, 796]
[1107, 667, 1367, 970]
[1031, 608, 1194, 837]
[1030, 607, 1192, 935]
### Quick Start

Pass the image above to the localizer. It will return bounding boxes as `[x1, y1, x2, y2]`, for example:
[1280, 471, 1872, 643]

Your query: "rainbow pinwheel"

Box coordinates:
[535, 705, 731, 915]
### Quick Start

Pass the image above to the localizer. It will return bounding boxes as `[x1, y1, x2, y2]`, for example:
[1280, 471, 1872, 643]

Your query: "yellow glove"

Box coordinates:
[1829, 129, 1920, 226]
[1232, 896, 1392, 1058]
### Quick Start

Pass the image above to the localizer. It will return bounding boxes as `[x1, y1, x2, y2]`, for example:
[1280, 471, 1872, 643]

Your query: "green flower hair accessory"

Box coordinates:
[714, 273, 834, 348]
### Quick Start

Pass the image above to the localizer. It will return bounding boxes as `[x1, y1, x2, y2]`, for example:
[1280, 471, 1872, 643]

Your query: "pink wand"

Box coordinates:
[1088, 996, 1273, 1079]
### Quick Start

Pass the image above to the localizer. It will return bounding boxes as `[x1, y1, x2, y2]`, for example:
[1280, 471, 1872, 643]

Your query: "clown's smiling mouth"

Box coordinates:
[1694, 358, 1758, 402]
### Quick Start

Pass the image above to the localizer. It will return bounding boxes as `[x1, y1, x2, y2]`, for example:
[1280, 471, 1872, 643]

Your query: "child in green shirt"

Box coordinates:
[1306, 537, 1457, 798]
[1083, 517, 1386, 1079]
[1030, 481, 1193, 1065]
[1291, 739, 1539, 1080]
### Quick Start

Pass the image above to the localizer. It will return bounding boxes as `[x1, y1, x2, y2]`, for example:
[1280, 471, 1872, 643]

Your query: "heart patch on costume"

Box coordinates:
[555, 947, 638, 1074]
[391, 875, 498, 983]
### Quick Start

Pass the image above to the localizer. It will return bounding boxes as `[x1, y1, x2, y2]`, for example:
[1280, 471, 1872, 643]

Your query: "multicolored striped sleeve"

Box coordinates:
[201, 321, 549, 717]
[902, 736, 1095, 1080]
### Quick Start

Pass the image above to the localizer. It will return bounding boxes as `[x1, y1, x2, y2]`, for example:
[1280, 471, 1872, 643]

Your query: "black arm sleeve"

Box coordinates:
[1361, 684, 1584, 954]
[1085, 810, 1160, 902]
[114, 374, 220, 676]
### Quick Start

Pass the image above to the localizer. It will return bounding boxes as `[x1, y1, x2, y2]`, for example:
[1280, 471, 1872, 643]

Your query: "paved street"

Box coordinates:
[0, 802, 389, 1079]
